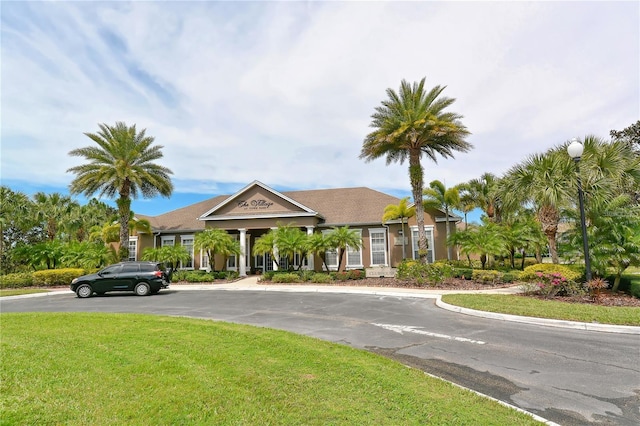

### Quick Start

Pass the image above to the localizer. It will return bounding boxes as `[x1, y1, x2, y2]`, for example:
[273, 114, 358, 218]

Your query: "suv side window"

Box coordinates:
[139, 264, 157, 273]
[100, 265, 122, 276]
[121, 264, 140, 273]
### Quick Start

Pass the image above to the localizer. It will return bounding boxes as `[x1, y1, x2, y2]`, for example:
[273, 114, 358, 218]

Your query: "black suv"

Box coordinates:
[71, 261, 170, 298]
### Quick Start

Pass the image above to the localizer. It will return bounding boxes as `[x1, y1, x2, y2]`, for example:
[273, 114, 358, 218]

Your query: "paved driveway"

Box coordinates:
[2, 288, 639, 426]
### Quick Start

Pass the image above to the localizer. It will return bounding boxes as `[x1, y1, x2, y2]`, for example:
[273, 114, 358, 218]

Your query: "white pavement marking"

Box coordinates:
[372, 323, 487, 345]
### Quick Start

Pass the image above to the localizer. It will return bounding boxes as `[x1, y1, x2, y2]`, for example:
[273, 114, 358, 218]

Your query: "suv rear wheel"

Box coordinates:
[76, 284, 93, 298]
[134, 282, 151, 296]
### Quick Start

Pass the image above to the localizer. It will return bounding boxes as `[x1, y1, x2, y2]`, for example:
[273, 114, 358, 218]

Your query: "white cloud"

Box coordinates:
[2, 1, 638, 206]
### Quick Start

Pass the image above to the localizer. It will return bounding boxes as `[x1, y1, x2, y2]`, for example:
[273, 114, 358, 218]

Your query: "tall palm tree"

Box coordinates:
[382, 197, 415, 260]
[67, 122, 173, 260]
[360, 78, 471, 263]
[500, 149, 574, 264]
[463, 173, 502, 223]
[501, 136, 640, 265]
[423, 180, 459, 260]
[455, 183, 477, 231]
[32, 192, 76, 241]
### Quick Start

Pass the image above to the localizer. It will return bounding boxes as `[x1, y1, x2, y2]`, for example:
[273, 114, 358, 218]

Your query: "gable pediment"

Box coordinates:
[198, 180, 318, 221]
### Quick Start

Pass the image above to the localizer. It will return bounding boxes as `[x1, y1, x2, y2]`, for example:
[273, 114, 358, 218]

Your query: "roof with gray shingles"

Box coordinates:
[137, 186, 403, 232]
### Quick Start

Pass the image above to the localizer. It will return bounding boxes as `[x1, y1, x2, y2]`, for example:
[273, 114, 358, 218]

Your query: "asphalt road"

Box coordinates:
[2, 289, 639, 426]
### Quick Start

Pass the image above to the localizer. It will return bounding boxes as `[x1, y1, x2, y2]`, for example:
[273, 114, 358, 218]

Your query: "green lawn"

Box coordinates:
[1, 313, 542, 425]
[441, 294, 640, 326]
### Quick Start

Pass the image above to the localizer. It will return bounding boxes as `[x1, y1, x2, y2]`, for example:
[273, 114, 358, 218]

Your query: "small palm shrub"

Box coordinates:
[586, 277, 609, 302]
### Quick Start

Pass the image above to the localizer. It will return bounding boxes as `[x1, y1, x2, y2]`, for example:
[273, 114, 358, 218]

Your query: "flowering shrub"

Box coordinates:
[533, 272, 582, 298]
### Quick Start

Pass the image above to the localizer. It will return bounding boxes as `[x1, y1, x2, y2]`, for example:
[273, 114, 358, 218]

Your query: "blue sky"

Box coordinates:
[2, 1, 638, 223]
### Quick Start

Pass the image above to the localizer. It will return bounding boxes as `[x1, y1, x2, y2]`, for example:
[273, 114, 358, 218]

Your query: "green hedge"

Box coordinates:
[610, 274, 640, 299]
[311, 273, 334, 284]
[0, 273, 34, 289]
[28, 269, 86, 287]
[452, 268, 473, 280]
[270, 273, 301, 283]
[520, 263, 582, 282]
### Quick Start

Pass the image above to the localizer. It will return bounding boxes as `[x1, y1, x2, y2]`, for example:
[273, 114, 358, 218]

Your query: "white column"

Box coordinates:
[306, 226, 315, 270]
[239, 228, 247, 276]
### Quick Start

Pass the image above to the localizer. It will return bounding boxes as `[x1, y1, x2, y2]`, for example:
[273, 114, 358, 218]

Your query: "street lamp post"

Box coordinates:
[567, 139, 592, 281]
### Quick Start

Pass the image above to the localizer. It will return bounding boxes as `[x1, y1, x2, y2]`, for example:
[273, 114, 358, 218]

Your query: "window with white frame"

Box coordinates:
[369, 229, 387, 266]
[161, 236, 175, 247]
[227, 234, 238, 270]
[322, 230, 338, 269]
[293, 252, 309, 269]
[346, 230, 363, 268]
[411, 226, 434, 263]
[128, 237, 138, 261]
[200, 251, 210, 271]
[322, 229, 362, 270]
[181, 235, 194, 269]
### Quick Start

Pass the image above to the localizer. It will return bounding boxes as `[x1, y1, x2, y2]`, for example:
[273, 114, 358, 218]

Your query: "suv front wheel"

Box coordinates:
[134, 282, 151, 296]
[76, 284, 93, 298]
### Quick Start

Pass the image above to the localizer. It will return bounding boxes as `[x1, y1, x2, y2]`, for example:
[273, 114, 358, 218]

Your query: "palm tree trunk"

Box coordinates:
[116, 196, 131, 261]
[612, 273, 621, 292]
[538, 205, 560, 264]
[338, 248, 345, 272]
[445, 206, 451, 260]
[401, 219, 406, 260]
[409, 151, 428, 263]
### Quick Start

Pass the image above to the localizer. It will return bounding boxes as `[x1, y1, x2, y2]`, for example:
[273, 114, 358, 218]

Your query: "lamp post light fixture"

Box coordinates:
[567, 138, 592, 281]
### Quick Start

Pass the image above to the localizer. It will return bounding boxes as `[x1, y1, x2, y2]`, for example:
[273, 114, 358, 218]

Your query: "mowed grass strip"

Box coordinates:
[441, 294, 640, 326]
[0, 289, 49, 297]
[1, 313, 542, 425]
